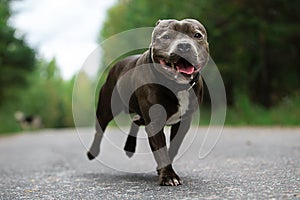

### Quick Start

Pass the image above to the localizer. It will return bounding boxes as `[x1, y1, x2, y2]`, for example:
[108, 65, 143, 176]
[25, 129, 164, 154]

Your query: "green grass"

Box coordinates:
[1, 95, 299, 135]
[225, 95, 300, 126]
[0, 104, 22, 134]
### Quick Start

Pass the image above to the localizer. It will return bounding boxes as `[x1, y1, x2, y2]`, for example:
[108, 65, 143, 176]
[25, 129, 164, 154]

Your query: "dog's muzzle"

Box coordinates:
[153, 42, 205, 84]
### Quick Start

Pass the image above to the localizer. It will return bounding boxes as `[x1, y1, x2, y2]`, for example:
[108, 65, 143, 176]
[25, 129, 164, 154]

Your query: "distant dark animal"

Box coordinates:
[14, 111, 42, 130]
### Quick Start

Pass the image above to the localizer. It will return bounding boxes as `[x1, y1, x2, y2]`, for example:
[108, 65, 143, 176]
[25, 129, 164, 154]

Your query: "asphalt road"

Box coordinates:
[0, 127, 299, 199]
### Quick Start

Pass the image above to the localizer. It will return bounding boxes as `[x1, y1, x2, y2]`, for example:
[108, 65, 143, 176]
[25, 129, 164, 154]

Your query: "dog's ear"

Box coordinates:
[149, 20, 161, 60]
[150, 20, 161, 49]
[155, 19, 161, 26]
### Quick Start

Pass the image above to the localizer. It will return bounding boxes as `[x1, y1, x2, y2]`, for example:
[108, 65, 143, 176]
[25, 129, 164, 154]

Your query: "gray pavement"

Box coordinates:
[0, 127, 299, 199]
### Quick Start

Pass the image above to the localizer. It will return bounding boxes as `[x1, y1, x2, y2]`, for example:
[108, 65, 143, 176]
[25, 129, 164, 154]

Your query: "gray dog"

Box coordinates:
[87, 19, 209, 186]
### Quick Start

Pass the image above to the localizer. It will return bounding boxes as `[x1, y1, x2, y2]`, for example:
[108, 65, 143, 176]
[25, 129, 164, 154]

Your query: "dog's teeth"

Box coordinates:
[175, 70, 179, 79]
[191, 75, 193, 79]
[171, 63, 175, 69]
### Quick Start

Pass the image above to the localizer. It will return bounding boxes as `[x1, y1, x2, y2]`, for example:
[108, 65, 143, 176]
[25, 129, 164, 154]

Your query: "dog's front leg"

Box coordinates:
[148, 130, 183, 186]
[169, 117, 192, 162]
[143, 104, 182, 186]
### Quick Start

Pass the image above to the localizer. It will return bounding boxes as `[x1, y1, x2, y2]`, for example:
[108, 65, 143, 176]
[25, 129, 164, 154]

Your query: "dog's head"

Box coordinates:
[150, 19, 209, 84]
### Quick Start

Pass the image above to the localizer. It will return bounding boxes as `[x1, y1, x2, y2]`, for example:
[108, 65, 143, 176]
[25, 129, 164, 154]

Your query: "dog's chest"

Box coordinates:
[166, 90, 190, 125]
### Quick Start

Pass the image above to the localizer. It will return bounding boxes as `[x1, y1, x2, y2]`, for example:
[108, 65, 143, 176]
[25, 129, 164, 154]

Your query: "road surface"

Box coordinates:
[0, 127, 299, 199]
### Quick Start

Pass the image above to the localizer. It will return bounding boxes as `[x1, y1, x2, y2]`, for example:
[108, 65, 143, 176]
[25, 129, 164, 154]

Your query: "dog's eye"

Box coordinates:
[194, 33, 203, 39]
[162, 34, 170, 39]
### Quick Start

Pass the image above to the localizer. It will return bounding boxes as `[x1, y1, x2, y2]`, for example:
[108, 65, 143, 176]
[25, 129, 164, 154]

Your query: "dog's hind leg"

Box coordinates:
[124, 122, 139, 157]
[87, 83, 122, 160]
[124, 116, 144, 157]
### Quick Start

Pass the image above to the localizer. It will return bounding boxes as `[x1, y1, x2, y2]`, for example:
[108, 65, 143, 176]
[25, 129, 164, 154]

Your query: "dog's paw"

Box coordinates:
[87, 143, 100, 160]
[87, 151, 96, 160]
[124, 135, 136, 158]
[159, 174, 182, 186]
[125, 151, 134, 158]
[158, 165, 182, 186]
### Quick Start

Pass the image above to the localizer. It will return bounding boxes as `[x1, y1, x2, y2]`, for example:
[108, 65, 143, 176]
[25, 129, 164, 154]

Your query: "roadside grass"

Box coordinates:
[224, 95, 300, 126]
[0, 104, 22, 134]
[1, 96, 299, 134]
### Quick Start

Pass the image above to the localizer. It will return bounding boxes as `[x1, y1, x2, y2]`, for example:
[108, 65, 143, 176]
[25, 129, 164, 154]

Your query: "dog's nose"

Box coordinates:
[177, 43, 191, 53]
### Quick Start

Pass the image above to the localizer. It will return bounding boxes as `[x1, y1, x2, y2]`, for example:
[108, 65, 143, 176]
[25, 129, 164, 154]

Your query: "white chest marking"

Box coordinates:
[166, 90, 190, 125]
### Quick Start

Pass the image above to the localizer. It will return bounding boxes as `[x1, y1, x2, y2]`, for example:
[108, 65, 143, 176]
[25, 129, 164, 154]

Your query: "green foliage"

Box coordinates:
[72, 71, 95, 127]
[0, 58, 75, 134]
[225, 94, 300, 126]
[202, 0, 300, 108]
[18, 58, 74, 128]
[0, 1, 75, 133]
[100, 0, 209, 40]
[0, 0, 35, 106]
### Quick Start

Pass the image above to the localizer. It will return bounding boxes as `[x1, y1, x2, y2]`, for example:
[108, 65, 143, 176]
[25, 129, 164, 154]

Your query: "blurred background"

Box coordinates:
[0, 0, 299, 134]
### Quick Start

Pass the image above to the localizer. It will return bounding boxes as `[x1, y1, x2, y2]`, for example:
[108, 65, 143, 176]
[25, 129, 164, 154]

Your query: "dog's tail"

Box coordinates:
[124, 116, 143, 157]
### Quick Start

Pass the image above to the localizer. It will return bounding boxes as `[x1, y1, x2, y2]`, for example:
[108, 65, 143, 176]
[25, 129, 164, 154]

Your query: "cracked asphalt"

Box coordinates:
[0, 127, 299, 199]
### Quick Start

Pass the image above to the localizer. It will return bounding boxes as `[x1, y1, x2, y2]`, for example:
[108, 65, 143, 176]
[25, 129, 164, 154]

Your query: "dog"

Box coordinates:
[14, 111, 42, 130]
[87, 19, 209, 186]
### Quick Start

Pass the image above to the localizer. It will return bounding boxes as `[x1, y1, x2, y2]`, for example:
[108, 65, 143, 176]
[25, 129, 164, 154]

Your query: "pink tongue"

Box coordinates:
[159, 60, 166, 65]
[177, 65, 194, 75]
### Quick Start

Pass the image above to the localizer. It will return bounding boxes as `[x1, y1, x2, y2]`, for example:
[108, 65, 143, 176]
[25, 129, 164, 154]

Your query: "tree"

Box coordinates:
[0, 0, 35, 106]
[18, 58, 75, 128]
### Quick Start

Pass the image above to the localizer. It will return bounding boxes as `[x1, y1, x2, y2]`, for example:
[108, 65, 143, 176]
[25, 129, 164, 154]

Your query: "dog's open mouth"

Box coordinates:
[158, 57, 199, 77]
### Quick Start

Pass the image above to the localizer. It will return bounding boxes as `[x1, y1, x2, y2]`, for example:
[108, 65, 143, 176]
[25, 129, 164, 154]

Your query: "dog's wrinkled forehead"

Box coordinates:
[152, 19, 207, 40]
